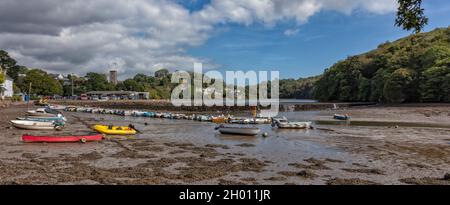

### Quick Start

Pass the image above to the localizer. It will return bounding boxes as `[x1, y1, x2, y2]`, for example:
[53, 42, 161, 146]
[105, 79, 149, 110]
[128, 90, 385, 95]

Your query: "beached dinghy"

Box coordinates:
[16, 117, 65, 124]
[45, 105, 66, 110]
[11, 120, 64, 130]
[334, 114, 350, 120]
[22, 133, 104, 143]
[92, 125, 137, 135]
[271, 117, 312, 129]
[215, 125, 260, 136]
[27, 108, 61, 117]
[17, 114, 67, 122]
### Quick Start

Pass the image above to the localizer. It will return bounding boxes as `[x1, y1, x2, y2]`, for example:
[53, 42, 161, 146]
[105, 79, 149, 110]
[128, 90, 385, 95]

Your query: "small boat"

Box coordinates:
[271, 117, 312, 129]
[92, 125, 137, 135]
[27, 108, 61, 117]
[45, 105, 66, 110]
[11, 120, 64, 130]
[215, 125, 260, 136]
[252, 117, 271, 124]
[22, 133, 104, 143]
[17, 115, 67, 122]
[334, 114, 350, 120]
[16, 117, 65, 124]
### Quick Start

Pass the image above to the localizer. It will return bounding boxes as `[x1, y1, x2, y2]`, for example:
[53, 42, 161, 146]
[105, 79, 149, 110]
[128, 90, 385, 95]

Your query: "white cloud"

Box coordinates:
[0, 0, 397, 78]
[284, 28, 300, 36]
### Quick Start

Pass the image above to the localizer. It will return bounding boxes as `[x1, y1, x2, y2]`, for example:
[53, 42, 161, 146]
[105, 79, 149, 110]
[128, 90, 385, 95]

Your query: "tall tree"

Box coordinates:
[395, 0, 428, 33]
[0, 50, 16, 70]
[85, 72, 115, 91]
[21, 69, 63, 96]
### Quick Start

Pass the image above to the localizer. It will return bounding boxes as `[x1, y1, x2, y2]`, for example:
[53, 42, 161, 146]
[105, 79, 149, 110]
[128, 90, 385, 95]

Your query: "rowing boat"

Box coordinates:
[216, 125, 260, 136]
[11, 120, 64, 130]
[22, 133, 104, 143]
[271, 117, 312, 129]
[27, 108, 61, 117]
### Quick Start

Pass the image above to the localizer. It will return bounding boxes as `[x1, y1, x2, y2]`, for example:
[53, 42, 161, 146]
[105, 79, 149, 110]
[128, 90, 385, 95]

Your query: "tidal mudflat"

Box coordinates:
[0, 103, 449, 185]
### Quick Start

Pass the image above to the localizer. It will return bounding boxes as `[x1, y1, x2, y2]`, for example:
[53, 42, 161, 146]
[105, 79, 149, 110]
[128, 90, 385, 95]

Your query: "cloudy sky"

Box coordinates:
[0, 0, 449, 79]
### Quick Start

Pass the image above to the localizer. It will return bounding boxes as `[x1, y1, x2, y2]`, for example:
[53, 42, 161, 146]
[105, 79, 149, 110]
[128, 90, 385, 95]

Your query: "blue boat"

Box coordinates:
[334, 114, 350, 120]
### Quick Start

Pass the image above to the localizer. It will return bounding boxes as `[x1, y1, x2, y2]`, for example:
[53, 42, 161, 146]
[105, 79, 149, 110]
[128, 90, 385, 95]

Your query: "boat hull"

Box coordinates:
[92, 125, 137, 135]
[27, 111, 58, 117]
[276, 123, 311, 129]
[22, 134, 104, 143]
[334, 114, 350, 120]
[11, 120, 62, 130]
[218, 127, 260, 136]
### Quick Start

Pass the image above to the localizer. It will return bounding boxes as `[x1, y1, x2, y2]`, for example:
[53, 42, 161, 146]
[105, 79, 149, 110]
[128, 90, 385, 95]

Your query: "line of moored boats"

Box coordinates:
[10, 104, 351, 143]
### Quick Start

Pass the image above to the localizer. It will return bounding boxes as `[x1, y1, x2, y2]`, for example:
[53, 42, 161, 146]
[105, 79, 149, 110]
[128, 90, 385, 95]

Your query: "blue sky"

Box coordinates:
[185, 0, 450, 79]
[1, 0, 449, 78]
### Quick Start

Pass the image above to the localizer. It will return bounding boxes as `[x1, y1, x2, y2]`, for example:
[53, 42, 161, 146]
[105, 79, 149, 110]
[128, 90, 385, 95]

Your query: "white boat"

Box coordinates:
[10, 120, 64, 130]
[46, 105, 66, 110]
[216, 125, 260, 136]
[271, 117, 312, 129]
[27, 108, 61, 117]
[253, 117, 271, 124]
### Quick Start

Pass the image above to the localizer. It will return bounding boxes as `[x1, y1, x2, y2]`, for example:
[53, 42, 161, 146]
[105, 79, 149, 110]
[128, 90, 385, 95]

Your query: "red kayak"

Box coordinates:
[22, 133, 104, 143]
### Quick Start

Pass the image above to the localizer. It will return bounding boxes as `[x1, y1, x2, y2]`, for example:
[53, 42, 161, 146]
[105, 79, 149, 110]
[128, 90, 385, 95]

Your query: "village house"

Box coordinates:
[0, 66, 14, 99]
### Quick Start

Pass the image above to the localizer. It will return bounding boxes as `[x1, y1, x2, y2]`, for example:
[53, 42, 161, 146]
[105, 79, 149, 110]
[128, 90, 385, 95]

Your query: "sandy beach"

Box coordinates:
[0, 103, 449, 185]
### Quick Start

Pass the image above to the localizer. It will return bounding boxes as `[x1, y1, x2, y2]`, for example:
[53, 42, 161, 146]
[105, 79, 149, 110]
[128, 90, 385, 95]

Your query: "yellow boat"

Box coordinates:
[92, 125, 137, 135]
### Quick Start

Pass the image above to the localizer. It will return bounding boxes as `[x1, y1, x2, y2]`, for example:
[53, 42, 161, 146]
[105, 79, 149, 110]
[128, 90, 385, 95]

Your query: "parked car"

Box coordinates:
[100, 95, 109, 101]
[80, 94, 89, 100]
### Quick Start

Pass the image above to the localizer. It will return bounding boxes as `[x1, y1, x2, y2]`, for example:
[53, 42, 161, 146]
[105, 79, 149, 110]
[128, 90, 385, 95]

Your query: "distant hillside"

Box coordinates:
[314, 27, 450, 103]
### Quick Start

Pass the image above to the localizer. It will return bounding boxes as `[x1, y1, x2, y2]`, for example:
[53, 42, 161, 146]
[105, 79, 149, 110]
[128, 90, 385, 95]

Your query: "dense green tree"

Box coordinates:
[314, 27, 450, 103]
[420, 66, 450, 102]
[116, 79, 145, 92]
[395, 0, 428, 33]
[85, 72, 115, 91]
[0, 50, 16, 72]
[383, 68, 416, 103]
[21, 69, 63, 96]
[279, 76, 319, 99]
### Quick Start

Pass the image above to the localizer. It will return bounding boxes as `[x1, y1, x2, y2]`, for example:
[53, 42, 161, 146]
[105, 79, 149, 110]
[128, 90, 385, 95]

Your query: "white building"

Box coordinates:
[1, 72, 14, 98]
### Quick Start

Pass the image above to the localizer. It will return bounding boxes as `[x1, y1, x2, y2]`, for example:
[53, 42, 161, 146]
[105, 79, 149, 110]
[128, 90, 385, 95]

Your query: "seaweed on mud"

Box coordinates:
[134, 146, 165, 152]
[326, 178, 380, 185]
[21, 153, 38, 159]
[399, 173, 450, 185]
[205, 144, 230, 149]
[341, 168, 386, 175]
[235, 143, 255, 147]
[111, 150, 155, 159]
[137, 158, 178, 168]
[277, 170, 317, 179]
[218, 179, 246, 185]
[168, 150, 187, 155]
[264, 176, 287, 181]
[240, 177, 257, 182]
[325, 158, 345, 163]
[288, 158, 330, 170]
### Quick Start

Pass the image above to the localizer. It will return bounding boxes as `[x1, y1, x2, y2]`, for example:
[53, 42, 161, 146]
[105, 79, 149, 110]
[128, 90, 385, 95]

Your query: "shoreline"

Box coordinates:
[50, 99, 378, 112]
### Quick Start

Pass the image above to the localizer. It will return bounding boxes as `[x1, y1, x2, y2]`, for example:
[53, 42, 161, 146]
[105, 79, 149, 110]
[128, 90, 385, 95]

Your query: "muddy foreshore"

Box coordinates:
[0, 103, 449, 185]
